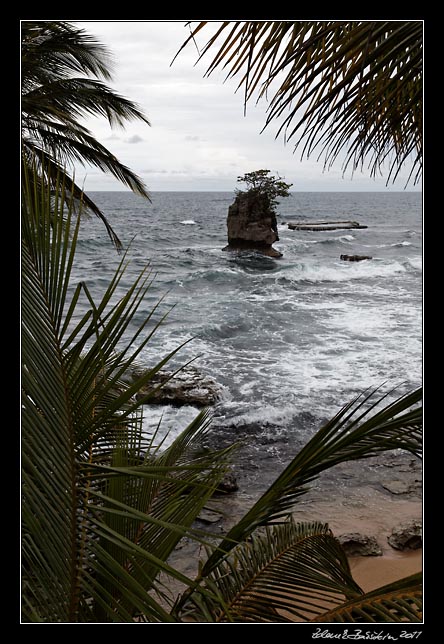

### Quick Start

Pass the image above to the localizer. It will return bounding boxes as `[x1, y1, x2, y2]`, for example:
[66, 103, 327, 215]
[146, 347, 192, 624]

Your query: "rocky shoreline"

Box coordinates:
[165, 435, 422, 605]
[126, 363, 422, 600]
[199, 421, 422, 543]
[126, 364, 422, 548]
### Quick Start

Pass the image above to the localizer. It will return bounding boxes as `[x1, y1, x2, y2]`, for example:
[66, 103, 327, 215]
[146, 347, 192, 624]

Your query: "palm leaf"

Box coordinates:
[77, 410, 235, 622]
[313, 573, 422, 623]
[21, 21, 115, 85]
[22, 77, 150, 130]
[178, 21, 422, 184]
[22, 161, 88, 622]
[21, 158, 236, 622]
[178, 519, 364, 622]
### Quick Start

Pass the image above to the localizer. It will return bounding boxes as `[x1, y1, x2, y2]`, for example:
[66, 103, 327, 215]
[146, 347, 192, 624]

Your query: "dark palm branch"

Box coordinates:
[312, 573, 422, 623]
[21, 21, 151, 249]
[176, 21, 422, 185]
[21, 158, 234, 622]
[177, 519, 364, 622]
[21, 21, 115, 86]
[178, 521, 422, 623]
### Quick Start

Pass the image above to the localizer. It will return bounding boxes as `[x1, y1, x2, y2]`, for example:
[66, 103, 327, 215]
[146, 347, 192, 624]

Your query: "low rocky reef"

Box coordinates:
[340, 254, 373, 262]
[287, 220, 368, 232]
[128, 364, 224, 407]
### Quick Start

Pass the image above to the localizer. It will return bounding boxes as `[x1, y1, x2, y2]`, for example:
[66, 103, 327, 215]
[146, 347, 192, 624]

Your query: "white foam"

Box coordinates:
[407, 257, 422, 270]
[284, 259, 408, 284]
[141, 404, 202, 451]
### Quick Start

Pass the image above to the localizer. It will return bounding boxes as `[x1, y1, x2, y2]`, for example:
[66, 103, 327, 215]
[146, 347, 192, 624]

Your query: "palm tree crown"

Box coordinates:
[21, 21, 151, 249]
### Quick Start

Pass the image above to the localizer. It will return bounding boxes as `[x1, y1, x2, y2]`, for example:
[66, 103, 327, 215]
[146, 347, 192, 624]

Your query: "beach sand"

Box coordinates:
[350, 549, 422, 593]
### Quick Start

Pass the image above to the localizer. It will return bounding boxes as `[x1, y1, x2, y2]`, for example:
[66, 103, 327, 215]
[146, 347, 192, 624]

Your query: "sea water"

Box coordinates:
[72, 191, 422, 454]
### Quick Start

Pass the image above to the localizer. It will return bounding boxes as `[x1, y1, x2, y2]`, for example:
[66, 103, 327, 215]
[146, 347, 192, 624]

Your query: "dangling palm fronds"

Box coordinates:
[176, 21, 422, 185]
[21, 21, 151, 250]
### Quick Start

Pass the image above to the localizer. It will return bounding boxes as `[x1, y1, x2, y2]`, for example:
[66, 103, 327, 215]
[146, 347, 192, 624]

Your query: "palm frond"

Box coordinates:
[77, 410, 234, 622]
[21, 21, 115, 86]
[22, 147, 124, 250]
[313, 573, 422, 623]
[22, 77, 150, 130]
[21, 157, 235, 622]
[178, 519, 364, 622]
[21, 21, 151, 247]
[178, 21, 422, 184]
[22, 162, 88, 622]
[197, 385, 421, 577]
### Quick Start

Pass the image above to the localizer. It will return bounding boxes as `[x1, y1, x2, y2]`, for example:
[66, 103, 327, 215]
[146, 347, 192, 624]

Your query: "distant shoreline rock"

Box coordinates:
[387, 519, 422, 551]
[337, 532, 383, 556]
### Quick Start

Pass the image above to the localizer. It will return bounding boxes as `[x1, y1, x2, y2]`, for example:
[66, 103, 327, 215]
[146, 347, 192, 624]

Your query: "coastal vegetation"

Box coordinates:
[21, 21, 423, 623]
[235, 169, 292, 213]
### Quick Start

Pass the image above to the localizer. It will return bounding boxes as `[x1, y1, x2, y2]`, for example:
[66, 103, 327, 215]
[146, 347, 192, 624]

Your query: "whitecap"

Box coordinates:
[284, 259, 407, 284]
[180, 219, 197, 225]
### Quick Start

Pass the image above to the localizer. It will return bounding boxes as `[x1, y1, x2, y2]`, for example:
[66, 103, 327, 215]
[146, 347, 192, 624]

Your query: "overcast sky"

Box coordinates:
[75, 21, 421, 192]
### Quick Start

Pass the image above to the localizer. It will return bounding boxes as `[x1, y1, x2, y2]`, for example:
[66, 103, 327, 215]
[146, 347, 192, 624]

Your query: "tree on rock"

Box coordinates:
[224, 170, 292, 258]
[236, 170, 292, 213]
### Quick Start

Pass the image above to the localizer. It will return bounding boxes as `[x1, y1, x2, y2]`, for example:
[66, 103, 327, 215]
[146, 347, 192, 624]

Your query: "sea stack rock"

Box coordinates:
[222, 192, 282, 258]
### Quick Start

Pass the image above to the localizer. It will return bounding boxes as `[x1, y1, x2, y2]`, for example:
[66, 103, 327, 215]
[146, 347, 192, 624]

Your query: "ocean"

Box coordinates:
[72, 191, 422, 472]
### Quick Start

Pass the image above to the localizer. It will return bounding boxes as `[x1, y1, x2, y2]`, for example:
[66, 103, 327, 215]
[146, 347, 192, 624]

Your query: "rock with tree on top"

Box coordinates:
[223, 169, 292, 258]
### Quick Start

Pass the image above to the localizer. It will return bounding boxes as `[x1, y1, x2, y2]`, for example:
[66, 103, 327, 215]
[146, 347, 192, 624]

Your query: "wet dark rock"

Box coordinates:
[387, 519, 422, 550]
[135, 365, 223, 407]
[214, 472, 239, 495]
[197, 509, 224, 524]
[223, 192, 282, 258]
[288, 220, 367, 231]
[337, 532, 383, 556]
[340, 254, 373, 262]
